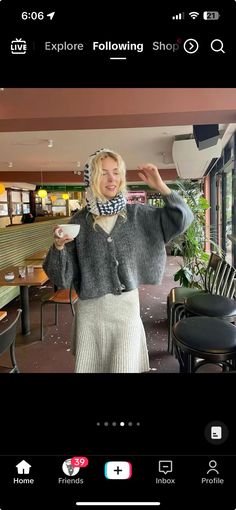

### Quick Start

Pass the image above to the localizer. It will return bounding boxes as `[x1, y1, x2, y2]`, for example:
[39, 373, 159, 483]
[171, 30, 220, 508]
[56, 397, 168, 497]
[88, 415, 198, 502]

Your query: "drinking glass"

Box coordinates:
[18, 266, 26, 278]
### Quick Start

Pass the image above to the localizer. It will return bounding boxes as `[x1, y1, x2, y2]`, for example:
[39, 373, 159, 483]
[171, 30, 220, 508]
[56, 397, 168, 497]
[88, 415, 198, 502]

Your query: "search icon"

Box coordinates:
[210, 39, 225, 53]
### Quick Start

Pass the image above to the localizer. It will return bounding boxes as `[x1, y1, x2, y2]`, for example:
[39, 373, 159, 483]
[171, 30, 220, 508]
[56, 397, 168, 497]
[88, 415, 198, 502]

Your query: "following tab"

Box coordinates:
[92, 41, 143, 53]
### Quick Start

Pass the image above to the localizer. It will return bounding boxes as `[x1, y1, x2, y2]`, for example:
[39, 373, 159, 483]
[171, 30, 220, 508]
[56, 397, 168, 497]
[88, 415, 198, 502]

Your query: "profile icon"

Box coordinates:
[62, 458, 80, 476]
[206, 460, 219, 475]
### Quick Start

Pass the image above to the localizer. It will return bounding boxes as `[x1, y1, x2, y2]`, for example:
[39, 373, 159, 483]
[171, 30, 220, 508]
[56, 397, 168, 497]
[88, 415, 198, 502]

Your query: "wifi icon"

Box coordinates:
[189, 11, 199, 19]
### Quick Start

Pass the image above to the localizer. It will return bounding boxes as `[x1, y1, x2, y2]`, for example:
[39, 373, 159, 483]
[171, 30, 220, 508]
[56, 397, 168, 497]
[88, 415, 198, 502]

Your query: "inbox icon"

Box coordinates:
[158, 460, 173, 475]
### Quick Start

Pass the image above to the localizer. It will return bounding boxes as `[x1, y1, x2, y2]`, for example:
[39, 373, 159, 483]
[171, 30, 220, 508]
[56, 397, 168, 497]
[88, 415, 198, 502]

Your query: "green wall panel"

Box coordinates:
[0, 217, 69, 306]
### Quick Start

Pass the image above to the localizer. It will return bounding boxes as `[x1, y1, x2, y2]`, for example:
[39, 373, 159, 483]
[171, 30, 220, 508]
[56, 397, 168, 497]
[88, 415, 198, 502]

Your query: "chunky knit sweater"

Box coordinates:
[43, 191, 194, 300]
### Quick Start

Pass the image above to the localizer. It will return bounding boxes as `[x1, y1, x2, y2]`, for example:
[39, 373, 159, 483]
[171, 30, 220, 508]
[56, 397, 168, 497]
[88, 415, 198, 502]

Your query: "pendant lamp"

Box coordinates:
[0, 183, 5, 195]
[37, 170, 47, 198]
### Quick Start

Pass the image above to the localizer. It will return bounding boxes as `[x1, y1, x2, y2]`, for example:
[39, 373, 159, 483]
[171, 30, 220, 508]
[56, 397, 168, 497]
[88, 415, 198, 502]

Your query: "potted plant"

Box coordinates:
[171, 180, 222, 288]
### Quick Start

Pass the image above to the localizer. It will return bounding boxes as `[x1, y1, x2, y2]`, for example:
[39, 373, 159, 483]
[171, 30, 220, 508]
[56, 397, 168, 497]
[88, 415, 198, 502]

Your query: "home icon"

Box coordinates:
[16, 460, 32, 475]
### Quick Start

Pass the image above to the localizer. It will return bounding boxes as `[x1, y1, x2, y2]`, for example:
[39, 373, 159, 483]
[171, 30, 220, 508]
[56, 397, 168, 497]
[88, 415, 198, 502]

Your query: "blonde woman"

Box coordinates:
[43, 148, 194, 373]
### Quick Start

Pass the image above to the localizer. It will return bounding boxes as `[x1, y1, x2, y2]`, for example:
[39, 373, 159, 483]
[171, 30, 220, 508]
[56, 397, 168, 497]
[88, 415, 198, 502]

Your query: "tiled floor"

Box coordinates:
[0, 256, 220, 373]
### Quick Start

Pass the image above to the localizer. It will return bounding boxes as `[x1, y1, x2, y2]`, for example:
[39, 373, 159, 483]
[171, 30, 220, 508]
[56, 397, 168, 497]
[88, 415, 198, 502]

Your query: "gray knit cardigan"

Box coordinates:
[43, 191, 194, 300]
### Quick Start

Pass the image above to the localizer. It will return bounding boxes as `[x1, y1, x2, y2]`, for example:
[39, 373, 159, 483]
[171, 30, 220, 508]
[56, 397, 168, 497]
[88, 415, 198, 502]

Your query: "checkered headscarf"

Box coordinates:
[83, 148, 127, 216]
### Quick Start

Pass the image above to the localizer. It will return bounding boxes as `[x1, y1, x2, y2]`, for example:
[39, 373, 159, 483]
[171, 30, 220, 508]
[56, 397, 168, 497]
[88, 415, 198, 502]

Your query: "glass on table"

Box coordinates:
[27, 265, 34, 275]
[18, 266, 26, 278]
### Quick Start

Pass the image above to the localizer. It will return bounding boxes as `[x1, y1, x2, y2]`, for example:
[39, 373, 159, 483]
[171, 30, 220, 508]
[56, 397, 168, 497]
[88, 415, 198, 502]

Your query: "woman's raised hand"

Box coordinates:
[137, 164, 171, 195]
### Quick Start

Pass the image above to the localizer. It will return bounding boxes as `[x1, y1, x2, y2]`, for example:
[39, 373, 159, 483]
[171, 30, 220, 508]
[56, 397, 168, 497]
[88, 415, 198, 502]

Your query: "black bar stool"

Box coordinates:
[167, 253, 236, 354]
[185, 293, 236, 323]
[172, 316, 236, 373]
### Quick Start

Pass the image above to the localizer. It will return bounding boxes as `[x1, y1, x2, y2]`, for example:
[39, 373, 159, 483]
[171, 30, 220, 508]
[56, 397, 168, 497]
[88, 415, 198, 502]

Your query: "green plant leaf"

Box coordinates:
[172, 179, 221, 288]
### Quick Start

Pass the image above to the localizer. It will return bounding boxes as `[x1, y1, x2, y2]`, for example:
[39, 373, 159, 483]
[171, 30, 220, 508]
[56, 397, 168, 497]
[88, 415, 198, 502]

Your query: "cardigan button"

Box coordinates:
[107, 236, 113, 243]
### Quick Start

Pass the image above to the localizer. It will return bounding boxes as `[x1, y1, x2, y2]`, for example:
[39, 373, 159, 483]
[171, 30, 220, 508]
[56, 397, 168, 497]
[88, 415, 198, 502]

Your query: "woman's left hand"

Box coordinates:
[137, 163, 171, 195]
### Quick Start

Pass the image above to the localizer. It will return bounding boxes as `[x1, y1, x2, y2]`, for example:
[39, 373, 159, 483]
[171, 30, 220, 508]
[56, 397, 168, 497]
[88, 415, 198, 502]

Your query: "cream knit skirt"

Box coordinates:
[71, 288, 150, 373]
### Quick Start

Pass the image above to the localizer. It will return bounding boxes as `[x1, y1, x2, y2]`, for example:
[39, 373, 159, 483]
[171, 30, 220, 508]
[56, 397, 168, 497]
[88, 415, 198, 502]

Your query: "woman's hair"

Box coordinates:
[90, 151, 127, 202]
[89, 150, 127, 229]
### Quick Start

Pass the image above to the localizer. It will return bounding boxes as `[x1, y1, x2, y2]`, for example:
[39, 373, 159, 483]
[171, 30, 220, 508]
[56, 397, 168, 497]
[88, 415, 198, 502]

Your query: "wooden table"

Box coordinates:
[0, 310, 7, 321]
[0, 266, 48, 335]
[25, 249, 49, 266]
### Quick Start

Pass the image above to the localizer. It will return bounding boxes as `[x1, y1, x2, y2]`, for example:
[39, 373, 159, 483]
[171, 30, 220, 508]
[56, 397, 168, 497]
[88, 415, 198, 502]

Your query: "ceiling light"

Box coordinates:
[0, 183, 5, 195]
[38, 189, 48, 198]
[8, 161, 13, 168]
[160, 152, 173, 164]
[37, 170, 48, 198]
[48, 139, 53, 148]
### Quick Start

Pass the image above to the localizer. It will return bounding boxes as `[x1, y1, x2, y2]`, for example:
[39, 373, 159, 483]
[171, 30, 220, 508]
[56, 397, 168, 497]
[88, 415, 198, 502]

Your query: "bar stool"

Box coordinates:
[185, 293, 236, 323]
[172, 316, 236, 373]
[167, 252, 231, 354]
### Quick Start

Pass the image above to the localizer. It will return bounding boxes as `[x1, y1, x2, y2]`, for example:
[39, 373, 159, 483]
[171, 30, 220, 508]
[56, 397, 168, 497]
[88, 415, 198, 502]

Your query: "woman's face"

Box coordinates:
[99, 156, 122, 199]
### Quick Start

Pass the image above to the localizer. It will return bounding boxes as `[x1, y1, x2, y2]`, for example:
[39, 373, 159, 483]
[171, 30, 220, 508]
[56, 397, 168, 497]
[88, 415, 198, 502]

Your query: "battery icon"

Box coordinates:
[203, 11, 220, 20]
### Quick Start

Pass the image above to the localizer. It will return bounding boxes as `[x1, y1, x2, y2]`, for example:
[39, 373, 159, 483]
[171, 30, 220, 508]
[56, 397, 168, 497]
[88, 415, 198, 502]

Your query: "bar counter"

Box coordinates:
[0, 217, 70, 308]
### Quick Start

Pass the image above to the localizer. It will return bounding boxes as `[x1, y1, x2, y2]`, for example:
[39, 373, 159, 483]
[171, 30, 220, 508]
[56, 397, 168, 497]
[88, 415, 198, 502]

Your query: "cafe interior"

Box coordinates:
[0, 87, 236, 373]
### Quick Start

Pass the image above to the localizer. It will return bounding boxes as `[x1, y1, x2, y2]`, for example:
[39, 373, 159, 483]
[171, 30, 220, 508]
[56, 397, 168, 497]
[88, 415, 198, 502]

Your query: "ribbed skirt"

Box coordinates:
[71, 288, 150, 373]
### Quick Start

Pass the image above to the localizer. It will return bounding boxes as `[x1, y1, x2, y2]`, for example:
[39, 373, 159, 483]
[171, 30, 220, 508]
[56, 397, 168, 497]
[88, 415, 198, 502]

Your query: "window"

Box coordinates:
[0, 189, 8, 216]
[225, 170, 233, 265]
[11, 189, 30, 217]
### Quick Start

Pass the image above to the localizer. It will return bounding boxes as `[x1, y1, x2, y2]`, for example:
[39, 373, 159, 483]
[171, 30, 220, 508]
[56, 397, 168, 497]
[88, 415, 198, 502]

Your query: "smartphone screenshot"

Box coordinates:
[0, 1, 236, 509]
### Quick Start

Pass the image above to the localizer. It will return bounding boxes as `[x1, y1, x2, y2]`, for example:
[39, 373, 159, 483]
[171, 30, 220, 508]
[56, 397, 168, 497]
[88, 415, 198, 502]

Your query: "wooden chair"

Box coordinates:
[0, 309, 21, 373]
[40, 286, 78, 340]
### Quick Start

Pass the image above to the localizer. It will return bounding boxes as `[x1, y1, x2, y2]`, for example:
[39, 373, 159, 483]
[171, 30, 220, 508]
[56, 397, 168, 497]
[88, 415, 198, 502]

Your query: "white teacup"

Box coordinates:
[5, 272, 15, 281]
[55, 224, 80, 239]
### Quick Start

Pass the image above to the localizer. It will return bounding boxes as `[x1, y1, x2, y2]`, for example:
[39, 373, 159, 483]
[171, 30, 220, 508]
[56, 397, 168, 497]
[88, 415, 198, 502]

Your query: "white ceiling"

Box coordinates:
[0, 125, 190, 173]
[0, 124, 233, 177]
[0, 123, 234, 180]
